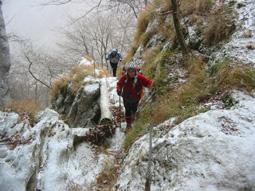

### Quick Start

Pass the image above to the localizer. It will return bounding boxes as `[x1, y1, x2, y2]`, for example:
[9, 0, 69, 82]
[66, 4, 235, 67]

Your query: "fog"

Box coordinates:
[2, 0, 94, 53]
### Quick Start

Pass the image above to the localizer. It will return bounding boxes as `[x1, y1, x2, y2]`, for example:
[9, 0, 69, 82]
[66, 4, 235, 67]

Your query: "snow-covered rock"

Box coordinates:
[53, 76, 101, 128]
[0, 109, 109, 191]
[79, 56, 94, 66]
[216, 0, 255, 65]
[0, 77, 125, 191]
[115, 91, 255, 191]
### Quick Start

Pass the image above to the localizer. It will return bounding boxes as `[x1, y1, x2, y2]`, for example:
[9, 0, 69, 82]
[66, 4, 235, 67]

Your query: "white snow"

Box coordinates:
[0, 108, 109, 191]
[84, 83, 100, 94]
[99, 78, 113, 122]
[0, 77, 125, 191]
[79, 57, 94, 66]
[215, 0, 255, 65]
[115, 91, 255, 191]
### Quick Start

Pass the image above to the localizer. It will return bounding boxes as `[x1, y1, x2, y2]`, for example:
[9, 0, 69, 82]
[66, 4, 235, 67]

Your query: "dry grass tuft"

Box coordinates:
[180, 0, 214, 16]
[6, 99, 41, 124]
[134, 3, 156, 45]
[203, 6, 236, 46]
[123, 0, 168, 63]
[50, 64, 108, 100]
[96, 159, 119, 189]
[142, 46, 161, 77]
[212, 61, 255, 92]
[6, 99, 41, 114]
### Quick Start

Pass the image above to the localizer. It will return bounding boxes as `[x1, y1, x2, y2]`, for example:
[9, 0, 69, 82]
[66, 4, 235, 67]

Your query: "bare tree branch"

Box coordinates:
[41, 0, 72, 6]
[25, 54, 51, 89]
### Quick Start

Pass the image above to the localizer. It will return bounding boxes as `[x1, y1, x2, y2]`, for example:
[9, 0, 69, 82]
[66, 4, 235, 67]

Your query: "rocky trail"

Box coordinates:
[1, 0, 255, 190]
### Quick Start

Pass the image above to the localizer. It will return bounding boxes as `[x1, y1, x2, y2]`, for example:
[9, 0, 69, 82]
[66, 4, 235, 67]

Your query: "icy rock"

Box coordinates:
[115, 91, 255, 191]
[214, 0, 255, 65]
[79, 57, 94, 66]
[0, 112, 19, 134]
[52, 76, 100, 128]
[67, 80, 100, 128]
[0, 108, 111, 191]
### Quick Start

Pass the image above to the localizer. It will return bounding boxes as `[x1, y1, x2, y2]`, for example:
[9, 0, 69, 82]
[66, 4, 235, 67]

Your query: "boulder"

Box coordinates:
[52, 76, 100, 128]
[0, 109, 109, 191]
[115, 91, 255, 191]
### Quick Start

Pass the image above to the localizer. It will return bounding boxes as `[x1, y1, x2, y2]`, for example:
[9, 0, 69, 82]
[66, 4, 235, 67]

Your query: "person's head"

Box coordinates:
[126, 64, 136, 78]
[112, 48, 118, 56]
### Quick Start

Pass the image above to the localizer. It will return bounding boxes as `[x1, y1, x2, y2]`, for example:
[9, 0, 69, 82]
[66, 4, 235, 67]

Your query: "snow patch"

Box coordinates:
[115, 91, 255, 191]
[79, 57, 94, 66]
[215, 0, 255, 65]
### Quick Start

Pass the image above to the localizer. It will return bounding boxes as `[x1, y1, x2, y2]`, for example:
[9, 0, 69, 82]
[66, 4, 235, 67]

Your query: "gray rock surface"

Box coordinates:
[115, 91, 255, 191]
[0, 1, 11, 107]
[52, 76, 100, 128]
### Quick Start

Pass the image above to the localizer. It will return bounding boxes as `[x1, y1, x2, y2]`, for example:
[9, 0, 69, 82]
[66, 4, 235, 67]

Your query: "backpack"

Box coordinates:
[109, 52, 120, 64]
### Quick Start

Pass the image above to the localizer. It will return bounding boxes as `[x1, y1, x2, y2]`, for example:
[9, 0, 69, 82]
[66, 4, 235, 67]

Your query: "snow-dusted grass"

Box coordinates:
[203, 5, 236, 46]
[213, 0, 255, 65]
[124, 56, 255, 151]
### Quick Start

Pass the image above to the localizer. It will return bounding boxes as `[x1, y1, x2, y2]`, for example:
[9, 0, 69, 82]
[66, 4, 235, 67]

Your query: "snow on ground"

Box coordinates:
[79, 56, 94, 66]
[104, 77, 125, 150]
[0, 76, 124, 191]
[115, 91, 255, 191]
[0, 109, 109, 191]
[214, 0, 255, 65]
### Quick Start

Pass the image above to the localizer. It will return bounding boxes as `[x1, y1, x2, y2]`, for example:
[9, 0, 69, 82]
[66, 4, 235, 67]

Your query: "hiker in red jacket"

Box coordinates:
[117, 64, 153, 131]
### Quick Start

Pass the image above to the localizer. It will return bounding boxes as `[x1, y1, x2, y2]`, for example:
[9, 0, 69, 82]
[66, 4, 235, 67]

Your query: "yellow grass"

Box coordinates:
[50, 64, 109, 100]
[203, 6, 236, 46]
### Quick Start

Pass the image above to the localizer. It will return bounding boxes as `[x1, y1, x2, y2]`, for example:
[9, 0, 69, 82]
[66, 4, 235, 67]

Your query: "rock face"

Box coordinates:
[52, 76, 100, 128]
[0, 109, 107, 191]
[115, 91, 255, 191]
[0, 1, 11, 107]
[0, 77, 124, 191]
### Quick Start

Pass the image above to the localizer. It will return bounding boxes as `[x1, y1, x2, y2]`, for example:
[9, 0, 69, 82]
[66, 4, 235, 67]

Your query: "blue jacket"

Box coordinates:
[106, 50, 122, 64]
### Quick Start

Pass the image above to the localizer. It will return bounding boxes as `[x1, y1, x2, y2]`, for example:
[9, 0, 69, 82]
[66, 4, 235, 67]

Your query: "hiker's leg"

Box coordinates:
[123, 100, 132, 129]
[112, 63, 118, 77]
[110, 62, 115, 76]
[131, 101, 139, 124]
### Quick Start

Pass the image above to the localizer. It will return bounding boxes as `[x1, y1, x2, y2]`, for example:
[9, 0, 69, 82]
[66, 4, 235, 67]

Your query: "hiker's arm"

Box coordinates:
[140, 75, 153, 89]
[117, 76, 125, 95]
[119, 53, 123, 61]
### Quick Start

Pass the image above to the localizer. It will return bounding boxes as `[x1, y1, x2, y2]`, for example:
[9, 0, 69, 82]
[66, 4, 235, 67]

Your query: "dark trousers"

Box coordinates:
[123, 99, 139, 117]
[110, 62, 118, 77]
[123, 99, 139, 124]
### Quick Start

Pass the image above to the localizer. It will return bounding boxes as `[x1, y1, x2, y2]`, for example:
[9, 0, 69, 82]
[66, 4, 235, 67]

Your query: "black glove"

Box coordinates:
[117, 90, 122, 96]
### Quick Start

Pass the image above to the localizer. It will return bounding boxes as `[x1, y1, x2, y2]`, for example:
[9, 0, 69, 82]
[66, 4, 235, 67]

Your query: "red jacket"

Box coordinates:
[117, 74, 153, 101]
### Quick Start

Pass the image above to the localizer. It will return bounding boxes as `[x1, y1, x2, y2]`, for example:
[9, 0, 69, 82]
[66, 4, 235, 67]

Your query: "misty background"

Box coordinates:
[3, 0, 94, 53]
[1, 0, 142, 107]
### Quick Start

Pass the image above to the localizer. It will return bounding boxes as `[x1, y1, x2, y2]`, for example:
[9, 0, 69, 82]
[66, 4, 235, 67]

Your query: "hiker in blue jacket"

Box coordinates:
[106, 48, 122, 77]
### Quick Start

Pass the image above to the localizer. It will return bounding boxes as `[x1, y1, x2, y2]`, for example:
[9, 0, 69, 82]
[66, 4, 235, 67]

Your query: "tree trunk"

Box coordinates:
[99, 78, 112, 125]
[171, 0, 189, 55]
[144, 0, 148, 6]
[0, 0, 11, 107]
